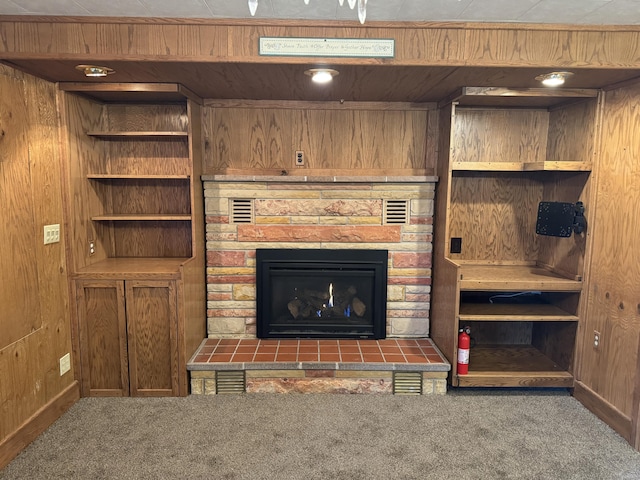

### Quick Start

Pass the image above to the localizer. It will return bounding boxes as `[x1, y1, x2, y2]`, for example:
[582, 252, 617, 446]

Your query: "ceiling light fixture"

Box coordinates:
[75, 65, 115, 77]
[535, 71, 574, 87]
[249, 0, 368, 24]
[304, 68, 339, 84]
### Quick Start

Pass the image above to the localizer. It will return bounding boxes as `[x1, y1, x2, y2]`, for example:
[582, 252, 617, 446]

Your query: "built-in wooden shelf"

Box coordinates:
[91, 214, 191, 221]
[87, 174, 190, 180]
[452, 161, 591, 172]
[457, 345, 574, 388]
[59, 82, 202, 104]
[86, 131, 188, 138]
[74, 257, 190, 279]
[459, 303, 579, 322]
[440, 86, 599, 109]
[458, 263, 582, 292]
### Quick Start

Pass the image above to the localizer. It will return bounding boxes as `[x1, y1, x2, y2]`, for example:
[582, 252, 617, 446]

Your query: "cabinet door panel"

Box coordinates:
[125, 280, 178, 396]
[76, 280, 129, 396]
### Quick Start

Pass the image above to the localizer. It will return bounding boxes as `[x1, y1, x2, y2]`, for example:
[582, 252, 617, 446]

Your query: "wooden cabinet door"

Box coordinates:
[125, 280, 179, 396]
[76, 280, 129, 396]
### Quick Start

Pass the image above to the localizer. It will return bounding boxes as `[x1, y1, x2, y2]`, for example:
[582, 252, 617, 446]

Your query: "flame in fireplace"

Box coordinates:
[328, 283, 334, 308]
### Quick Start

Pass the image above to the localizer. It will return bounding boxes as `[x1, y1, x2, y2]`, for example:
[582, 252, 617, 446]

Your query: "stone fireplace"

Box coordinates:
[256, 248, 388, 339]
[202, 174, 437, 339]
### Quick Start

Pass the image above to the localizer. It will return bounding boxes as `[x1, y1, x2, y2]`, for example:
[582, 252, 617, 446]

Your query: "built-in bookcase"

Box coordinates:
[431, 87, 602, 388]
[60, 83, 205, 397]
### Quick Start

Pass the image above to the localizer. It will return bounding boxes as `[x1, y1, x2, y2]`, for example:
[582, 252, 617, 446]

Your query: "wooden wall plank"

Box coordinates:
[203, 105, 430, 173]
[579, 81, 640, 419]
[0, 65, 75, 454]
[0, 66, 41, 349]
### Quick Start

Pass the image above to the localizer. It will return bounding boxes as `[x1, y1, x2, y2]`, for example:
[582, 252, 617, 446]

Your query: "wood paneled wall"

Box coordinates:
[577, 81, 640, 444]
[202, 103, 436, 173]
[0, 65, 77, 466]
[2, 19, 640, 68]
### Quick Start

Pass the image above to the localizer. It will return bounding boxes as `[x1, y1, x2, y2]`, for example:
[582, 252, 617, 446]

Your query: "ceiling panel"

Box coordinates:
[7, 59, 640, 103]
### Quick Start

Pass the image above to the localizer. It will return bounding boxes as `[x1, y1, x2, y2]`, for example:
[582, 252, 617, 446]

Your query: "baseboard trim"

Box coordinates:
[0, 381, 80, 469]
[573, 380, 632, 443]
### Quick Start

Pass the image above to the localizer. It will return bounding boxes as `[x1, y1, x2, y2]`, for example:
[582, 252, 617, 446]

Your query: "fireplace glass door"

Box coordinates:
[256, 249, 387, 339]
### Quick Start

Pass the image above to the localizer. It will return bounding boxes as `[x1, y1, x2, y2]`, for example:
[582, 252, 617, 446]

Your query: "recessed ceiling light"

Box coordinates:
[535, 71, 574, 87]
[304, 68, 339, 84]
[75, 65, 115, 77]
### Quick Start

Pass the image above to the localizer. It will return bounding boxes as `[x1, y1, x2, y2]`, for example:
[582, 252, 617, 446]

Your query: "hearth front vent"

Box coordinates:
[256, 249, 388, 339]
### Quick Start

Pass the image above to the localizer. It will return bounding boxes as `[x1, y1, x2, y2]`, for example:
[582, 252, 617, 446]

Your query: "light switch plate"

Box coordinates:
[44, 224, 61, 244]
[59, 353, 71, 376]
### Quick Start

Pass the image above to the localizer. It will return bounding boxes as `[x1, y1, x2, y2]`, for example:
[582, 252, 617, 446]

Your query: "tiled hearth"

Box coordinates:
[188, 338, 450, 395]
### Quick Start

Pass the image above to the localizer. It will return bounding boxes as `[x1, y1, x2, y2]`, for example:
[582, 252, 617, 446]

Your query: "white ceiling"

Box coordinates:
[2, 0, 640, 25]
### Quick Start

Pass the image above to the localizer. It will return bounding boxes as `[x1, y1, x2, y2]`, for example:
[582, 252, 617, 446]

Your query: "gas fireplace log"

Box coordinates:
[352, 297, 366, 317]
[287, 299, 318, 319]
[287, 299, 303, 318]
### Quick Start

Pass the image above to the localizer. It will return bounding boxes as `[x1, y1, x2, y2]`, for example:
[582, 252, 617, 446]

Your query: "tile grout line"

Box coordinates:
[397, 339, 408, 364]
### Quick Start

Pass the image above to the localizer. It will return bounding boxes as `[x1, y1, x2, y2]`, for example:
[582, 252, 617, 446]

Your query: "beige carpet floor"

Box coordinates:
[2, 389, 640, 479]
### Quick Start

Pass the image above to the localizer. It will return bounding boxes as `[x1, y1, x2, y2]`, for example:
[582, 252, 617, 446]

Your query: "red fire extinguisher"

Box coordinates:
[457, 326, 471, 375]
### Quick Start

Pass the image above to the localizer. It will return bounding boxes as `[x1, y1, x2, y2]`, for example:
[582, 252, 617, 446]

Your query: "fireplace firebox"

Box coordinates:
[256, 249, 388, 339]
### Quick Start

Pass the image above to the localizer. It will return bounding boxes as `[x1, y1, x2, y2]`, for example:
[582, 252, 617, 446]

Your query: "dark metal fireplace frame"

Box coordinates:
[256, 249, 388, 339]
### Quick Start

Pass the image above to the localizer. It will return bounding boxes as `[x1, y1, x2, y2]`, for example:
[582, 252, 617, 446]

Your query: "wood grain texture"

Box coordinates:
[61, 92, 111, 267]
[459, 303, 578, 321]
[465, 321, 533, 345]
[2, 19, 640, 68]
[0, 64, 41, 349]
[465, 345, 571, 373]
[75, 281, 128, 396]
[203, 106, 431, 174]
[546, 100, 598, 163]
[532, 321, 577, 372]
[451, 108, 549, 164]
[0, 65, 75, 446]
[537, 172, 590, 279]
[181, 100, 206, 395]
[579, 82, 640, 419]
[429, 259, 460, 372]
[0, 381, 79, 469]
[458, 264, 582, 292]
[574, 381, 632, 443]
[458, 371, 573, 388]
[74, 257, 187, 278]
[449, 173, 542, 262]
[538, 96, 602, 282]
[112, 221, 192, 257]
[126, 281, 179, 396]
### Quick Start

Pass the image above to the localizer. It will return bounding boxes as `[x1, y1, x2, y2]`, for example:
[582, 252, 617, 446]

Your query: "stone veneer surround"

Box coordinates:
[202, 175, 437, 339]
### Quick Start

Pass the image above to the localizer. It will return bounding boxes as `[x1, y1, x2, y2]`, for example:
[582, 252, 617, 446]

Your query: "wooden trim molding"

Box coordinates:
[0, 381, 80, 469]
[573, 381, 632, 443]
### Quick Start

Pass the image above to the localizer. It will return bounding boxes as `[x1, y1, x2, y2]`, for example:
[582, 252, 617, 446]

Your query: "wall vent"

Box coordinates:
[230, 199, 254, 224]
[215, 370, 246, 394]
[384, 199, 409, 224]
[393, 371, 422, 395]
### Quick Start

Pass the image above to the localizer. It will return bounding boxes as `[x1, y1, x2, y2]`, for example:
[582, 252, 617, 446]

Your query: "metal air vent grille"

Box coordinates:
[230, 199, 254, 224]
[384, 199, 409, 224]
[215, 370, 246, 394]
[393, 371, 422, 395]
